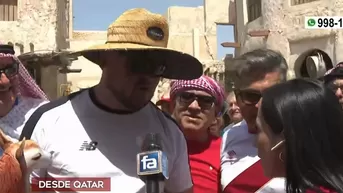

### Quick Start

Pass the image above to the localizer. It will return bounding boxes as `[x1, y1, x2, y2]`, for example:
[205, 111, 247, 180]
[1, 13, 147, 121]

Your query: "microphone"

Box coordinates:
[137, 133, 168, 193]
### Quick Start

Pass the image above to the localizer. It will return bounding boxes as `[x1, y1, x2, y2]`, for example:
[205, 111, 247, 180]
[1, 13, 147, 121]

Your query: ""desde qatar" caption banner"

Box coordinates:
[31, 177, 111, 191]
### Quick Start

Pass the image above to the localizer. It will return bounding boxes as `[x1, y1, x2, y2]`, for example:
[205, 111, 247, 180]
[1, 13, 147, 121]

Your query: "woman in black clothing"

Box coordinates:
[256, 78, 343, 193]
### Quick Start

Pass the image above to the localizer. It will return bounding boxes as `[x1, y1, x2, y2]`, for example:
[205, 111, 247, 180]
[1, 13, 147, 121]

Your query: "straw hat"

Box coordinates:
[75, 8, 203, 80]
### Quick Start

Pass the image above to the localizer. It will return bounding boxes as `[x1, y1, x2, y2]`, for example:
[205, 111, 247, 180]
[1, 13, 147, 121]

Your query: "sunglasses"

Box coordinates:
[326, 80, 343, 92]
[0, 62, 18, 78]
[121, 51, 167, 76]
[178, 92, 215, 109]
[234, 89, 262, 105]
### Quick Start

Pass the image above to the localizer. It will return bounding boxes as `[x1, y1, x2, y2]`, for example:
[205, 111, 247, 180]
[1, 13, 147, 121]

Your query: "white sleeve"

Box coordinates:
[220, 124, 233, 156]
[29, 113, 57, 182]
[220, 127, 236, 189]
[164, 124, 193, 193]
[221, 126, 234, 163]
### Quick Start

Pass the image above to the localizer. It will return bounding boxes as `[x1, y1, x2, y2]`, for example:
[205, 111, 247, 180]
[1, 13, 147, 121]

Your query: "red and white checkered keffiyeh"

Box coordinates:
[170, 75, 225, 109]
[0, 53, 48, 100]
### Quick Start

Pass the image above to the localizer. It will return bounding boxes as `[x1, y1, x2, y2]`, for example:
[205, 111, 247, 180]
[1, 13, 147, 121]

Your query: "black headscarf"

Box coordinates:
[0, 44, 15, 54]
[323, 63, 343, 84]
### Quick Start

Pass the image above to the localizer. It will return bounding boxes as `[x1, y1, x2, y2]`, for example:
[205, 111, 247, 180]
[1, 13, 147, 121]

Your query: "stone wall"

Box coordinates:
[236, 0, 342, 79]
[68, 31, 105, 91]
[166, 0, 232, 61]
[0, 0, 69, 99]
[0, 0, 58, 52]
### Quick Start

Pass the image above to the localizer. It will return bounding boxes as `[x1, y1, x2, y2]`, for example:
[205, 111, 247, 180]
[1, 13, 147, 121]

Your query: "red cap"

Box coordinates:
[156, 95, 170, 106]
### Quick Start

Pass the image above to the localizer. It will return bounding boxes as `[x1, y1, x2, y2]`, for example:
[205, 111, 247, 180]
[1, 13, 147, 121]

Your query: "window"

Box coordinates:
[291, 0, 318, 5]
[0, 0, 18, 21]
[247, 0, 261, 22]
[29, 43, 34, 52]
[26, 65, 41, 86]
[27, 67, 37, 81]
[15, 43, 23, 54]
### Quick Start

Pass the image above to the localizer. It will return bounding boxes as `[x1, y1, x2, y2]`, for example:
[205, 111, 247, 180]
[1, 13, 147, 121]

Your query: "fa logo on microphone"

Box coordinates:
[137, 151, 160, 175]
[141, 155, 158, 170]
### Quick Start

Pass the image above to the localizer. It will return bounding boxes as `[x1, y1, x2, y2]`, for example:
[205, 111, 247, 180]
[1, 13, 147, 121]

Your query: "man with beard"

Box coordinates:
[170, 75, 225, 193]
[323, 62, 343, 107]
[26, 8, 203, 193]
[221, 49, 288, 192]
[0, 43, 48, 143]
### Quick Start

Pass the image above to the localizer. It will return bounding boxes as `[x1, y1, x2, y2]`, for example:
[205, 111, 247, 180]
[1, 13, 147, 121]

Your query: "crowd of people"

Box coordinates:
[1, 7, 343, 193]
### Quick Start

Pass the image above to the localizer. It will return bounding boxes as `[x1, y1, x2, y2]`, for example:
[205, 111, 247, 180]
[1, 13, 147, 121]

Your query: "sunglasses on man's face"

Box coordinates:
[123, 51, 167, 76]
[178, 92, 215, 109]
[327, 81, 343, 92]
[234, 89, 262, 105]
[327, 83, 343, 92]
[0, 62, 18, 78]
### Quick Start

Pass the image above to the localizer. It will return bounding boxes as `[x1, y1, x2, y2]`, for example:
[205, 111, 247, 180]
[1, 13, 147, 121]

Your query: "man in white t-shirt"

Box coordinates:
[27, 8, 203, 193]
[221, 49, 288, 192]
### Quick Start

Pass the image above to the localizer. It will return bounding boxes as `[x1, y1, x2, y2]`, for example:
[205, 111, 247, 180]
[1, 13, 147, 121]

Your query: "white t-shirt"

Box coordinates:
[0, 96, 48, 142]
[30, 90, 192, 193]
[221, 120, 286, 192]
[220, 122, 235, 155]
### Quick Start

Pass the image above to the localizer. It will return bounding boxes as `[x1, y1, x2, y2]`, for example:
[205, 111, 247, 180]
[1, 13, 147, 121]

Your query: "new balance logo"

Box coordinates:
[79, 141, 98, 151]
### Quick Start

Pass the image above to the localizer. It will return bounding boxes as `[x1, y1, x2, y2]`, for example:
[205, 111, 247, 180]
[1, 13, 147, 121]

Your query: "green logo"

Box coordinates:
[307, 18, 316, 27]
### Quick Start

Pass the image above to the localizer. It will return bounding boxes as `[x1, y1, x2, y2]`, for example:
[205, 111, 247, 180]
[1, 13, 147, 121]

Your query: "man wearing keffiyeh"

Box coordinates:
[170, 75, 225, 193]
[0, 43, 48, 143]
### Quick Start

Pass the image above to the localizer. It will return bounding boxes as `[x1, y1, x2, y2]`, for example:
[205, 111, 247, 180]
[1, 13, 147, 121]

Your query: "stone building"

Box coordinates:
[230, 0, 340, 81]
[0, 0, 234, 100]
[68, 31, 104, 91]
[0, 0, 71, 100]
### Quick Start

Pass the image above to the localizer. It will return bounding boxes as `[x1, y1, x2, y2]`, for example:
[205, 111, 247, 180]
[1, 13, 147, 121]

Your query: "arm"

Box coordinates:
[29, 120, 49, 181]
[28, 122, 49, 193]
[29, 113, 58, 183]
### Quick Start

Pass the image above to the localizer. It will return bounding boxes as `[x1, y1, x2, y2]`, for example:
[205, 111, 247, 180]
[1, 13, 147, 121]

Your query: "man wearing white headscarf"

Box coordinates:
[0, 44, 48, 142]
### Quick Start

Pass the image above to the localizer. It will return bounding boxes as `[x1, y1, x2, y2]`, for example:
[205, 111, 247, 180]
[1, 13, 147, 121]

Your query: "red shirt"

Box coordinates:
[187, 136, 222, 193]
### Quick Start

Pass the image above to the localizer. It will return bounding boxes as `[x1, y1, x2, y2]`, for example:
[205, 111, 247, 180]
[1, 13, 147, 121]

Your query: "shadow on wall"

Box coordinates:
[294, 49, 333, 79]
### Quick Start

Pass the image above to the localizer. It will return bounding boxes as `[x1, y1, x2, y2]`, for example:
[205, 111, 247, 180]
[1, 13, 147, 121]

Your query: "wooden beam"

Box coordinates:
[215, 22, 232, 26]
[221, 42, 240, 48]
[248, 29, 270, 37]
